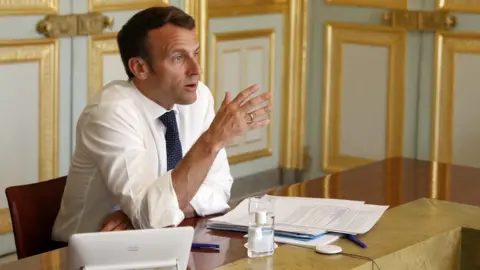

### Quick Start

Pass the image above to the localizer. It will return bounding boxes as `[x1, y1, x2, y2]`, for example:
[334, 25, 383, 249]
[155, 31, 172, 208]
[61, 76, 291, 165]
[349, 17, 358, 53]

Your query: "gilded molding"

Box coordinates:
[437, 0, 480, 13]
[0, 38, 59, 234]
[280, 0, 308, 169]
[431, 32, 480, 165]
[88, 33, 119, 102]
[325, 0, 407, 9]
[0, 0, 57, 15]
[211, 29, 275, 164]
[185, 0, 208, 83]
[208, 0, 288, 17]
[89, 0, 168, 12]
[321, 23, 406, 173]
[0, 210, 11, 235]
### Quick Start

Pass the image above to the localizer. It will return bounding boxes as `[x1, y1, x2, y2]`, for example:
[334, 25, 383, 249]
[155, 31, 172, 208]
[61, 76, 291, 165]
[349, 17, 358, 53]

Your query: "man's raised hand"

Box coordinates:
[207, 84, 272, 149]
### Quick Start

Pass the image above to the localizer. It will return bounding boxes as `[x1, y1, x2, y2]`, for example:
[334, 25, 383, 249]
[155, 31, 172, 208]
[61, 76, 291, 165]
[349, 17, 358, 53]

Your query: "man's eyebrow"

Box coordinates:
[169, 46, 200, 54]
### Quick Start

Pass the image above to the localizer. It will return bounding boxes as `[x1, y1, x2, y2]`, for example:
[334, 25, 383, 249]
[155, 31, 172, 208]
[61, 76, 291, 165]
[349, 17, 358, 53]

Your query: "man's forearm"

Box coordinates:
[171, 130, 221, 210]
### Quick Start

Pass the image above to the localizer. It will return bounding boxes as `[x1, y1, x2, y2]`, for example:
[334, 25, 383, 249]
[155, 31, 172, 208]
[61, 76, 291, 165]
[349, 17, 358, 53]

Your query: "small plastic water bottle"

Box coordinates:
[247, 197, 275, 258]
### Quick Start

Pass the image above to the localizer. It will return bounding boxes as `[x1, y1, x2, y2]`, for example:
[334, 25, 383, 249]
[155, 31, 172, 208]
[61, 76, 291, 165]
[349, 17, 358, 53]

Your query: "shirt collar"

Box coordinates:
[130, 81, 178, 120]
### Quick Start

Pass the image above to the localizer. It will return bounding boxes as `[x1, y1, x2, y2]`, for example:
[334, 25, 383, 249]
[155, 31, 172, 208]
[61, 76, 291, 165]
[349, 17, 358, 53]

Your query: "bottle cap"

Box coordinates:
[255, 211, 267, 225]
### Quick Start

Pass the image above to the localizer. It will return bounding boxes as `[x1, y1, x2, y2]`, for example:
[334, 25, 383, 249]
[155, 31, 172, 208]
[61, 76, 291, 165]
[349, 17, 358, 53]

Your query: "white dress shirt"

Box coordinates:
[52, 80, 233, 242]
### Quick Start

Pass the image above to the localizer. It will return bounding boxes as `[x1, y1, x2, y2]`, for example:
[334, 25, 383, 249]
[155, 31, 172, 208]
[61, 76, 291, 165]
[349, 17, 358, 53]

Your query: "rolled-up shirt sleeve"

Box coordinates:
[80, 102, 184, 229]
[190, 89, 234, 216]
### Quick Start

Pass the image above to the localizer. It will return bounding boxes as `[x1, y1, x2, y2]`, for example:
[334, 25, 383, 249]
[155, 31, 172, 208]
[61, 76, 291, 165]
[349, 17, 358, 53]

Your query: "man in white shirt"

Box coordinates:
[51, 6, 271, 242]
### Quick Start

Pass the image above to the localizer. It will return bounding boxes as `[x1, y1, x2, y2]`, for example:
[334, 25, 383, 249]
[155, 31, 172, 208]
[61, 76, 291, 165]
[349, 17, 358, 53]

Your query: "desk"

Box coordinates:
[2, 157, 480, 270]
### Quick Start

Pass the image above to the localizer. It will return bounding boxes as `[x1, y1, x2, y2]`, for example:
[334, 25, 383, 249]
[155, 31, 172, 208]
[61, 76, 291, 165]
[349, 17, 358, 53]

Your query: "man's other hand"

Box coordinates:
[101, 210, 132, 231]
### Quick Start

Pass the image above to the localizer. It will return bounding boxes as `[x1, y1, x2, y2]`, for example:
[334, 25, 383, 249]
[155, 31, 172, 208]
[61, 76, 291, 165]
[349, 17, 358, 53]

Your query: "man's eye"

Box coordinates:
[174, 55, 183, 61]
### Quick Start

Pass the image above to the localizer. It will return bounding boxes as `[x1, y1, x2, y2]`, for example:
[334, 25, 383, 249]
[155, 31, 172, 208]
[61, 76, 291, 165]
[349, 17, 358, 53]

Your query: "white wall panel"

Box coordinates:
[215, 35, 271, 160]
[452, 53, 480, 167]
[0, 63, 39, 207]
[340, 43, 389, 160]
[103, 53, 126, 85]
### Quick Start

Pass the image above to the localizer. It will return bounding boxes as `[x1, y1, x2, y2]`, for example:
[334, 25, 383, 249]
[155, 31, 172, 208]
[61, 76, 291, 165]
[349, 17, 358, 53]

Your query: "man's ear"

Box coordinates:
[128, 57, 150, 80]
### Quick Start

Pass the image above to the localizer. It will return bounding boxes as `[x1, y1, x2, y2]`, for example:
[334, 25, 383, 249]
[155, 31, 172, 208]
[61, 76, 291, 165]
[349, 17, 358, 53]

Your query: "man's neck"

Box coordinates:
[131, 78, 174, 110]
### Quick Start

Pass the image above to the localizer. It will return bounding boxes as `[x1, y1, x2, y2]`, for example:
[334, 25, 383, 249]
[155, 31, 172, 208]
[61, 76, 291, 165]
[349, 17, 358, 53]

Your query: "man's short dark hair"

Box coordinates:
[117, 6, 195, 79]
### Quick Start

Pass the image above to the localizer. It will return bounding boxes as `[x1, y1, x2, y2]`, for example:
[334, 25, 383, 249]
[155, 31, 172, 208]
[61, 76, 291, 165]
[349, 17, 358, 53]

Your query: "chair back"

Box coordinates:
[5, 176, 68, 259]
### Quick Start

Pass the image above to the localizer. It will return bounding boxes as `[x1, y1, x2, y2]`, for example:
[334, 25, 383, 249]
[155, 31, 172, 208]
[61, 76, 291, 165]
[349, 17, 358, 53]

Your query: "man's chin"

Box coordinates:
[177, 93, 198, 105]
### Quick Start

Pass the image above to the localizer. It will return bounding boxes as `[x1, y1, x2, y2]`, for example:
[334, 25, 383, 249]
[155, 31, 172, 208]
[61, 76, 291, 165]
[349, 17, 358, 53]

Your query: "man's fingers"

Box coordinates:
[100, 221, 118, 232]
[102, 221, 128, 232]
[219, 92, 231, 110]
[248, 119, 270, 129]
[245, 104, 273, 122]
[232, 84, 259, 105]
[240, 92, 271, 112]
[112, 223, 128, 231]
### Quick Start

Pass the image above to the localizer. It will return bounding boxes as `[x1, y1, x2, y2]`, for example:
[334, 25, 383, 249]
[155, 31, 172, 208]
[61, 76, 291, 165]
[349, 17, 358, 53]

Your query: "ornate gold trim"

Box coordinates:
[437, 0, 480, 13]
[0, 0, 58, 15]
[229, 149, 273, 165]
[280, 0, 308, 169]
[89, 0, 168, 12]
[326, 0, 407, 9]
[0, 38, 59, 234]
[0, 209, 11, 235]
[186, 0, 208, 83]
[211, 29, 275, 164]
[322, 23, 406, 173]
[431, 32, 480, 165]
[88, 33, 119, 102]
[208, 0, 288, 18]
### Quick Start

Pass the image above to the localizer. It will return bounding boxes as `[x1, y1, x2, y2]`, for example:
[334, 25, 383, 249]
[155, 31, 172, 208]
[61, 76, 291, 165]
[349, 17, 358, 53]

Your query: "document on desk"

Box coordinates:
[207, 195, 388, 236]
[275, 203, 389, 234]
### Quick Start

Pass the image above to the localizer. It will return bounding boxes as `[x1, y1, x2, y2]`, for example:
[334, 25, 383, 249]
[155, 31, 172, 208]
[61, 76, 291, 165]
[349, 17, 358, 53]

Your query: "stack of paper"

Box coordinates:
[207, 195, 389, 240]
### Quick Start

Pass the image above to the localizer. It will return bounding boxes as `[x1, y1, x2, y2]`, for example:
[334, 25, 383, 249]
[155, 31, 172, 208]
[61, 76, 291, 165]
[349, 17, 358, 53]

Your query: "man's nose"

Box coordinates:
[187, 57, 201, 76]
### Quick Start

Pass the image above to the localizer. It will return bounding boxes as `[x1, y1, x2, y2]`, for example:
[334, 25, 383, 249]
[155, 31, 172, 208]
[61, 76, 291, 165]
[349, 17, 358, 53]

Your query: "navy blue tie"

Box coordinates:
[160, 111, 183, 171]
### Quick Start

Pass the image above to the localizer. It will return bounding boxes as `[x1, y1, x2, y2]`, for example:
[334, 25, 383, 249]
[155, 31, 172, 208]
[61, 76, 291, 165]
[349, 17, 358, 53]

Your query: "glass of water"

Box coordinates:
[247, 196, 275, 258]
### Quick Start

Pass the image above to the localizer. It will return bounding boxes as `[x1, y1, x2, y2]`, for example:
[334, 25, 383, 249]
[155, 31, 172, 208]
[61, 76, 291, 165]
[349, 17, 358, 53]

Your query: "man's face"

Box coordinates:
[145, 24, 201, 108]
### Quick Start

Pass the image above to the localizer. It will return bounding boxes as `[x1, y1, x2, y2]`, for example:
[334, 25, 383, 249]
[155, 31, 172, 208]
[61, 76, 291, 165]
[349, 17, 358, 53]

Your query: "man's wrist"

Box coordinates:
[201, 130, 223, 155]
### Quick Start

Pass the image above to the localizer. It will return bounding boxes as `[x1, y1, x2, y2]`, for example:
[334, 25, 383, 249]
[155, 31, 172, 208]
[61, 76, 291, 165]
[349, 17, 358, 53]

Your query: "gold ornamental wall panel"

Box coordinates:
[88, 33, 119, 101]
[432, 32, 480, 167]
[208, 0, 308, 169]
[0, 39, 59, 234]
[211, 29, 275, 164]
[322, 22, 406, 173]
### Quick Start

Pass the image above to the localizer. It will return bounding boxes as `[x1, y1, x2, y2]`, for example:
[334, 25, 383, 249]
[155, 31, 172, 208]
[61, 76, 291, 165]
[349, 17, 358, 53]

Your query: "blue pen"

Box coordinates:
[345, 234, 367, 249]
[191, 243, 220, 249]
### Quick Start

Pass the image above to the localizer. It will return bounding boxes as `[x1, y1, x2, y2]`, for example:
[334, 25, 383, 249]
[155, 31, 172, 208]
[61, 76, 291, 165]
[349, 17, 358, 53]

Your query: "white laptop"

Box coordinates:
[67, 226, 194, 270]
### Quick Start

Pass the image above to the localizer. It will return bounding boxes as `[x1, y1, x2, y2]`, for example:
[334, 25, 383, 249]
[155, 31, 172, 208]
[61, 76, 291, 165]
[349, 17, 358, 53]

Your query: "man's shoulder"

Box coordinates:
[90, 80, 138, 105]
[81, 80, 141, 123]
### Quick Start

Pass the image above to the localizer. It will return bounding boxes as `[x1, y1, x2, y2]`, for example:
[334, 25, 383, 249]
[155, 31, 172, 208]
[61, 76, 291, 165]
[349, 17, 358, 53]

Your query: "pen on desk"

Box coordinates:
[345, 234, 367, 249]
[191, 243, 220, 249]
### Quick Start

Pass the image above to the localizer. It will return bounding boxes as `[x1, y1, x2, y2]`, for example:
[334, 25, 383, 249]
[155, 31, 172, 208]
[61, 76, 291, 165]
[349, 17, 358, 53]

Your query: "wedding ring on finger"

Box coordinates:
[247, 112, 255, 123]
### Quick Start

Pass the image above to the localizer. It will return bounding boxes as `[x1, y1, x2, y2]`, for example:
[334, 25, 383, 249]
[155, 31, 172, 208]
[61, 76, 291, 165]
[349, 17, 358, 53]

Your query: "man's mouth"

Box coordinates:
[184, 82, 198, 92]
[185, 82, 198, 88]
